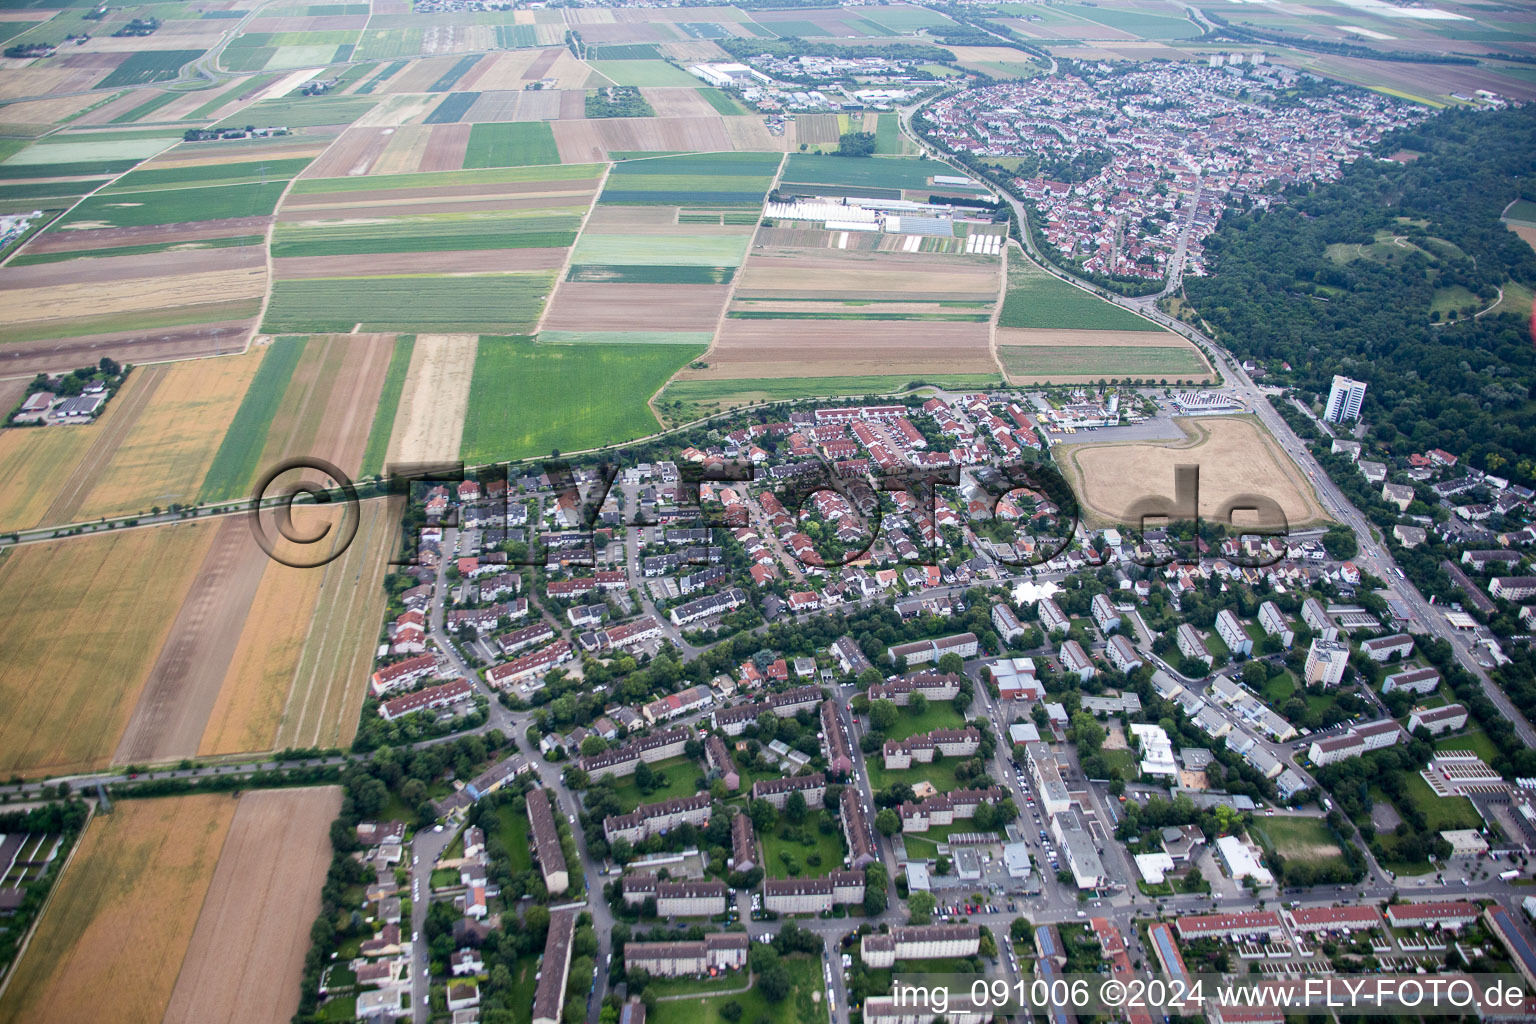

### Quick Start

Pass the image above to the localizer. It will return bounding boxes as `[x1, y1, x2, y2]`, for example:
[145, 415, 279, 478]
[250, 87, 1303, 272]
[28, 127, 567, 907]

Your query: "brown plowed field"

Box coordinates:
[275, 247, 567, 279]
[0, 522, 217, 776]
[586, 205, 679, 227]
[680, 319, 995, 379]
[112, 515, 271, 765]
[543, 282, 730, 331]
[0, 319, 254, 377]
[524, 47, 560, 79]
[454, 50, 541, 90]
[422, 122, 471, 170]
[163, 787, 344, 1024]
[0, 794, 236, 1024]
[735, 249, 999, 301]
[641, 87, 716, 118]
[24, 216, 273, 255]
[39, 362, 167, 525]
[559, 89, 586, 119]
[553, 117, 732, 163]
[0, 244, 263, 290]
[305, 334, 395, 476]
[301, 125, 396, 178]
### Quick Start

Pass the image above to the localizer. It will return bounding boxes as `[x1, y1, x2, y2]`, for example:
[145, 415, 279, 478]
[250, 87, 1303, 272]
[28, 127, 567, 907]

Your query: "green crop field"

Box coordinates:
[697, 87, 748, 115]
[459, 337, 701, 463]
[997, 261, 1165, 330]
[354, 28, 423, 60]
[425, 92, 480, 125]
[0, 179, 106, 202]
[97, 50, 203, 89]
[104, 156, 312, 193]
[0, 159, 138, 179]
[56, 180, 287, 229]
[427, 53, 482, 91]
[601, 152, 779, 206]
[1506, 199, 1536, 223]
[859, 5, 954, 31]
[567, 265, 735, 284]
[272, 211, 581, 257]
[589, 60, 701, 87]
[463, 122, 559, 168]
[570, 232, 750, 266]
[199, 336, 307, 502]
[999, 344, 1206, 378]
[262, 273, 554, 334]
[730, 310, 988, 322]
[10, 234, 263, 266]
[781, 154, 954, 191]
[5, 137, 177, 166]
[109, 90, 183, 124]
[215, 95, 378, 129]
[1057, 3, 1201, 39]
[186, 74, 282, 119]
[291, 162, 602, 194]
[222, 47, 277, 73]
[587, 43, 661, 60]
[359, 334, 415, 478]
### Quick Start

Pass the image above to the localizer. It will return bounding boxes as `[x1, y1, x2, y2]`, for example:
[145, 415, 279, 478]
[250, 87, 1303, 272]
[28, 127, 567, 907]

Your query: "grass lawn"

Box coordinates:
[881, 701, 967, 742]
[1262, 672, 1297, 706]
[494, 802, 533, 875]
[430, 867, 460, 889]
[647, 972, 755, 998]
[1392, 773, 1482, 832]
[650, 955, 823, 1024]
[601, 756, 705, 814]
[761, 810, 847, 879]
[866, 755, 972, 795]
[1099, 748, 1137, 781]
[1434, 728, 1500, 763]
[1250, 816, 1346, 868]
[460, 337, 701, 464]
[898, 820, 972, 857]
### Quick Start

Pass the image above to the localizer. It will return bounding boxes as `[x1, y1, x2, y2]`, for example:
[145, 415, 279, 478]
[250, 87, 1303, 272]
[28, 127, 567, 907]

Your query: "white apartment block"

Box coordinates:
[860, 924, 981, 969]
[1038, 598, 1070, 636]
[1304, 637, 1350, 687]
[1215, 609, 1251, 656]
[1176, 623, 1211, 666]
[1106, 634, 1142, 673]
[1324, 375, 1367, 424]
[1091, 593, 1120, 633]
[1408, 703, 1467, 737]
[992, 602, 1026, 644]
[1258, 601, 1293, 649]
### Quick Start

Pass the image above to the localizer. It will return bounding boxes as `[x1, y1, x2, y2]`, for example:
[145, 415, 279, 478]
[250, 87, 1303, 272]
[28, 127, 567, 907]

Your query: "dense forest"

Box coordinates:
[1185, 105, 1536, 486]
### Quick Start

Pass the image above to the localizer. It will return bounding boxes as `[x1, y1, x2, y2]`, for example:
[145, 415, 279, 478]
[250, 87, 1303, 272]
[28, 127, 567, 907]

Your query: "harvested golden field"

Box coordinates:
[680, 319, 996, 379]
[0, 794, 237, 1024]
[113, 516, 271, 765]
[73, 349, 266, 520]
[1056, 416, 1329, 529]
[736, 248, 1000, 301]
[40, 363, 168, 526]
[641, 87, 718, 118]
[163, 787, 343, 1024]
[254, 334, 392, 478]
[0, 266, 267, 331]
[197, 534, 328, 757]
[453, 49, 543, 90]
[274, 497, 395, 750]
[384, 334, 477, 465]
[301, 125, 398, 178]
[0, 92, 104, 125]
[367, 124, 432, 175]
[0, 523, 218, 776]
[723, 115, 788, 151]
[543, 282, 731, 332]
[552, 116, 733, 163]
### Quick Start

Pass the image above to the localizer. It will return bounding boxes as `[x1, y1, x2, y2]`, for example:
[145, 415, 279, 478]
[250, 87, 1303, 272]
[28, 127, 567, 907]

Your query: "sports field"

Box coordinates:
[459, 336, 702, 462]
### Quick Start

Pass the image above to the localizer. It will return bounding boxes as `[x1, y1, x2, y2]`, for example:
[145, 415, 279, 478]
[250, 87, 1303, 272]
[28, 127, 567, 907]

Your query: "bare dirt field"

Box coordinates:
[736, 249, 1000, 301]
[26, 216, 274, 255]
[0, 318, 255, 377]
[163, 787, 343, 1024]
[306, 334, 394, 476]
[553, 116, 733, 163]
[301, 125, 398, 178]
[273, 497, 395, 750]
[385, 333, 477, 465]
[542, 282, 731, 331]
[0, 794, 236, 1024]
[679, 319, 996, 379]
[0, 244, 264, 291]
[586, 205, 680, 227]
[422, 122, 471, 171]
[1055, 416, 1329, 529]
[112, 515, 271, 765]
[275, 247, 566, 278]
[642, 87, 717, 118]
[0, 522, 217, 776]
[73, 348, 265, 520]
[723, 115, 787, 151]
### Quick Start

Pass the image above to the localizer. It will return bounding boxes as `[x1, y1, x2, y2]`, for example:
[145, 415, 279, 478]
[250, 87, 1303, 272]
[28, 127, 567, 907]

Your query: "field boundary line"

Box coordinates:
[533, 161, 612, 337]
[250, 127, 342, 346]
[0, 801, 95, 1002]
[38, 363, 168, 527]
[160, 791, 242, 1004]
[988, 241, 1009, 381]
[648, 152, 784, 424]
